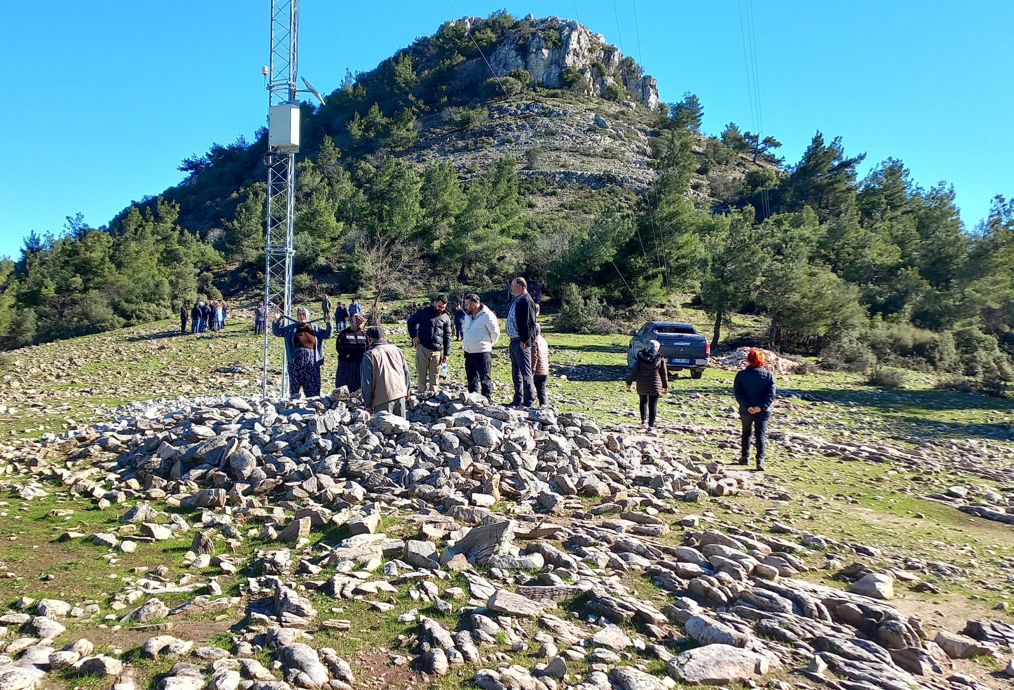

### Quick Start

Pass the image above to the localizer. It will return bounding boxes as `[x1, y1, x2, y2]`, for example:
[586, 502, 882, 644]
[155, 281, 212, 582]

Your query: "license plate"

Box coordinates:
[669, 358, 691, 365]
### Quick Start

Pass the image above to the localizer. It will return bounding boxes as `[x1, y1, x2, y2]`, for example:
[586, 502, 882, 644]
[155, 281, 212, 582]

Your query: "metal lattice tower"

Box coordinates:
[262, 0, 299, 398]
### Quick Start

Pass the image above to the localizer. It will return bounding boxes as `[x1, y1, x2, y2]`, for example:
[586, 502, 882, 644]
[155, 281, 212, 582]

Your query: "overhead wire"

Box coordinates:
[611, 0, 625, 53]
[444, 0, 509, 99]
[631, 0, 643, 67]
[738, 0, 771, 219]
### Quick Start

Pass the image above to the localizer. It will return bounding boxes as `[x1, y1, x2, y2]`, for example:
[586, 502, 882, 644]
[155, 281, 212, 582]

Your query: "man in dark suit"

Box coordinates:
[505, 277, 538, 408]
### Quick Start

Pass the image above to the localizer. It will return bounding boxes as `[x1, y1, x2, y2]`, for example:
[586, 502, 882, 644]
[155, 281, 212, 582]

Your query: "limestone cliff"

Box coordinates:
[452, 15, 660, 110]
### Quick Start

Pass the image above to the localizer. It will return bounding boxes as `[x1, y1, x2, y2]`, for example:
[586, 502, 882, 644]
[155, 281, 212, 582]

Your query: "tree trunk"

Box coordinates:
[767, 317, 778, 350]
[712, 312, 722, 350]
[370, 293, 383, 327]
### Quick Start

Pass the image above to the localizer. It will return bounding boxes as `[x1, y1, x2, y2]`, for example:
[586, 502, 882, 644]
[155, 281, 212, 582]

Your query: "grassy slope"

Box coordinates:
[3, 301, 1014, 688]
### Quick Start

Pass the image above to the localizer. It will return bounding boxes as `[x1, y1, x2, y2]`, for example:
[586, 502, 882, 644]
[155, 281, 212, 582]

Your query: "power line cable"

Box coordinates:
[631, 0, 644, 67]
[612, 0, 625, 53]
[444, 0, 509, 98]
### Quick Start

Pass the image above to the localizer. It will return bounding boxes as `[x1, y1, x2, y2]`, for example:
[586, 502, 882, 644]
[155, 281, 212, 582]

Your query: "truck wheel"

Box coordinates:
[691, 370, 704, 380]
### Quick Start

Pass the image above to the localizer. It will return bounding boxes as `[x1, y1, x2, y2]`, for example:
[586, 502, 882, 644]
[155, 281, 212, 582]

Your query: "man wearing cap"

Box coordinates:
[360, 326, 411, 416]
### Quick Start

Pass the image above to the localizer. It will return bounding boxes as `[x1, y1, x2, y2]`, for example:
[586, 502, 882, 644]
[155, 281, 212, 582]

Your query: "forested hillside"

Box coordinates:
[1, 11, 1013, 388]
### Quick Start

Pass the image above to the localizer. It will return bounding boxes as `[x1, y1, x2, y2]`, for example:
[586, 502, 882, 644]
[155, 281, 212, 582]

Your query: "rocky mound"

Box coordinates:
[0, 390, 1008, 690]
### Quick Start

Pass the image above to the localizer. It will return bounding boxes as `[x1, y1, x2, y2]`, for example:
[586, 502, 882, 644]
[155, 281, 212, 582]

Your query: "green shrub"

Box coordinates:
[3, 308, 36, 349]
[524, 148, 544, 170]
[867, 366, 907, 388]
[541, 28, 562, 48]
[819, 335, 876, 373]
[953, 326, 1013, 380]
[506, 69, 533, 87]
[560, 66, 587, 91]
[292, 273, 313, 294]
[556, 284, 620, 335]
[864, 323, 959, 372]
[455, 105, 489, 130]
[481, 76, 522, 100]
[605, 82, 624, 102]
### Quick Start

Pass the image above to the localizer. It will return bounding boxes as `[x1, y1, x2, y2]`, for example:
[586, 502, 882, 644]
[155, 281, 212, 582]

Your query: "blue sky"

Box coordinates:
[1, 0, 1011, 259]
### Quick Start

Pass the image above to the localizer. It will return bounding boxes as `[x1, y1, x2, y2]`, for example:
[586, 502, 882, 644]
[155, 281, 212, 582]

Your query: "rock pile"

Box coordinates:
[712, 348, 803, 375]
[0, 390, 1008, 690]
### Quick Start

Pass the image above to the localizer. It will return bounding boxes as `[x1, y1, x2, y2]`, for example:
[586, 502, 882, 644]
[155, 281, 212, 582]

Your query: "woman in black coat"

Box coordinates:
[733, 348, 777, 470]
[625, 340, 669, 430]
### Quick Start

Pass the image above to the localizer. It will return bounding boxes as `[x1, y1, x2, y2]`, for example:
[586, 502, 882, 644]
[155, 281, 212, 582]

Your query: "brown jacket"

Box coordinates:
[531, 334, 549, 377]
[361, 339, 411, 408]
[626, 351, 669, 396]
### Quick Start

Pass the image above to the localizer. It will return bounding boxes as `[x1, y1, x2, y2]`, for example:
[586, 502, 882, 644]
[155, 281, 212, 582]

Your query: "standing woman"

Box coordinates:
[335, 313, 368, 393]
[272, 307, 333, 399]
[733, 348, 776, 471]
[625, 340, 668, 430]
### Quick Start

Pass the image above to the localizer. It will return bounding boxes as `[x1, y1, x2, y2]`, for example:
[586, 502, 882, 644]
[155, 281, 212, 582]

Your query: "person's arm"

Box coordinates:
[402, 354, 412, 397]
[360, 358, 373, 408]
[442, 317, 451, 358]
[271, 319, 286, 338]
[318, 320, 333, 340]
[659, 360, 669, 391]
[761, 373, 777, 410]
[488, 312, 501, 346]
[516, 298, 532, 346]
[626, 362, 640, 388]
[733, 372, 747, 407]
[406, 311, 419, 342]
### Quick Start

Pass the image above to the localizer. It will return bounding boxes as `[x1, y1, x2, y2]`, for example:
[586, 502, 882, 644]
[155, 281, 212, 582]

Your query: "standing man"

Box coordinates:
[348, 298, 362, 318]
[407, 294, 452, 393]
[733, 348, 776, 471]
[334, 300, 349, 332]
[506, 277, 538, 408]
[321, 294, 332, 318]
[361, 326, 411, 416]
[461, 293, 500, 399]
[453, 303, 466, 341]
[180, 301, 190, 335]
[335, 313, 368, 393]
[201, 300, 213, 332]
[254, 300, 267, 335]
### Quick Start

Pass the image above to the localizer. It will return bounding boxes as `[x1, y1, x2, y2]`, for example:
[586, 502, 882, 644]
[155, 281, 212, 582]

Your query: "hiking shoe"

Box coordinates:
[738, 457, 749, 465]
[756, 458, 765, 471]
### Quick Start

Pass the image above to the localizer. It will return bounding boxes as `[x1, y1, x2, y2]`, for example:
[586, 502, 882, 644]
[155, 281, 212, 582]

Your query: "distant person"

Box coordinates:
[208, 300, 218, 331]
[201, 301, 213, 332]
[321, 294, 333, 318]
[254, 300, 266, 335]
[505, 277, 537, 408]
[461, 293, 500, 399]
[733, 348, 777, 471]
[407, 295, 452, 393]
[180, 301, 190, 335]
[531, 323, 550, 406]
[334, 301, 349, 332]
[216, 300, 226, 330]
[335, 313, 368, 393]
[529, 280, 542, 304]
[361, 325, 411, 416]
[191, 301, 204, 333]
[453, 303, 466, 341]
[348, 299, 362, 318]
[272, 307, 333, 399]
[625, 339, 668, 431]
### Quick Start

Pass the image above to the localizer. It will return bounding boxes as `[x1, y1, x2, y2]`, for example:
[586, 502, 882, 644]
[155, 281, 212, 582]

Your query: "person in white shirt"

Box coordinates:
[461, 293, 501, 399]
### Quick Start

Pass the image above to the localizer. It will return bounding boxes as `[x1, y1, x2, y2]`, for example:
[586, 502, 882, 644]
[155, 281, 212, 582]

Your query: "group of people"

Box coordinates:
[264, 281, 777, 470]
[180, 300, 227, 335]
[266, 277, 550, 418]
[625, 340, 776, 470]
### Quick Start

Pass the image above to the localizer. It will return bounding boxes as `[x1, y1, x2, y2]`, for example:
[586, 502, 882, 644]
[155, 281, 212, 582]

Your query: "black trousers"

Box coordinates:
[534, 375, 548, 406]
[740, 409, 770, 460]
[639, 395, 659, 426]
[180, 317, 187, 335]
[508, 339, 535, 407]
[464, 351, 493, 398]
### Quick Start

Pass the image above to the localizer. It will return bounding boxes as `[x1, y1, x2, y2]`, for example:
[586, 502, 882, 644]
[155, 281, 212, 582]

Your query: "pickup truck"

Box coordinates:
[627, 321, 711, 379]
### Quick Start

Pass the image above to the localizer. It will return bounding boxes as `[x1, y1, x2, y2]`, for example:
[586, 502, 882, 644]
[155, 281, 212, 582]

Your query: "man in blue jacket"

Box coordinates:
[733, 348, 777, 470]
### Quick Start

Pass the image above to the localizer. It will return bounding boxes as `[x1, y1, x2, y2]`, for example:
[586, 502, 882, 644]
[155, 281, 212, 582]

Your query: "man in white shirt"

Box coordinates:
[462, 293, 501, 399]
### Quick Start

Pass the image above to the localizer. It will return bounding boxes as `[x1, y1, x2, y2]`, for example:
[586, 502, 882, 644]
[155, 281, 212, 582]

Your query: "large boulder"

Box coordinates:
[667, 644, 769, 685]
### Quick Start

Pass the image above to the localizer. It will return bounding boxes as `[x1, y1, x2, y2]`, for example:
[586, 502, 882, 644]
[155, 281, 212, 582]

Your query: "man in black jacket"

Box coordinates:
[407, 295, 452, 392]
[180, 301, 190, 335]
[733, 348, 777, 470]
[506, 277, 538, 408]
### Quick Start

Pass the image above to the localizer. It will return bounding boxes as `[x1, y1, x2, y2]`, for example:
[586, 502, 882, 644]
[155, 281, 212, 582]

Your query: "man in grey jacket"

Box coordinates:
[361, 326, 411, 416]
[505, 277, 538, 408]
[462, 293, 500, 399]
